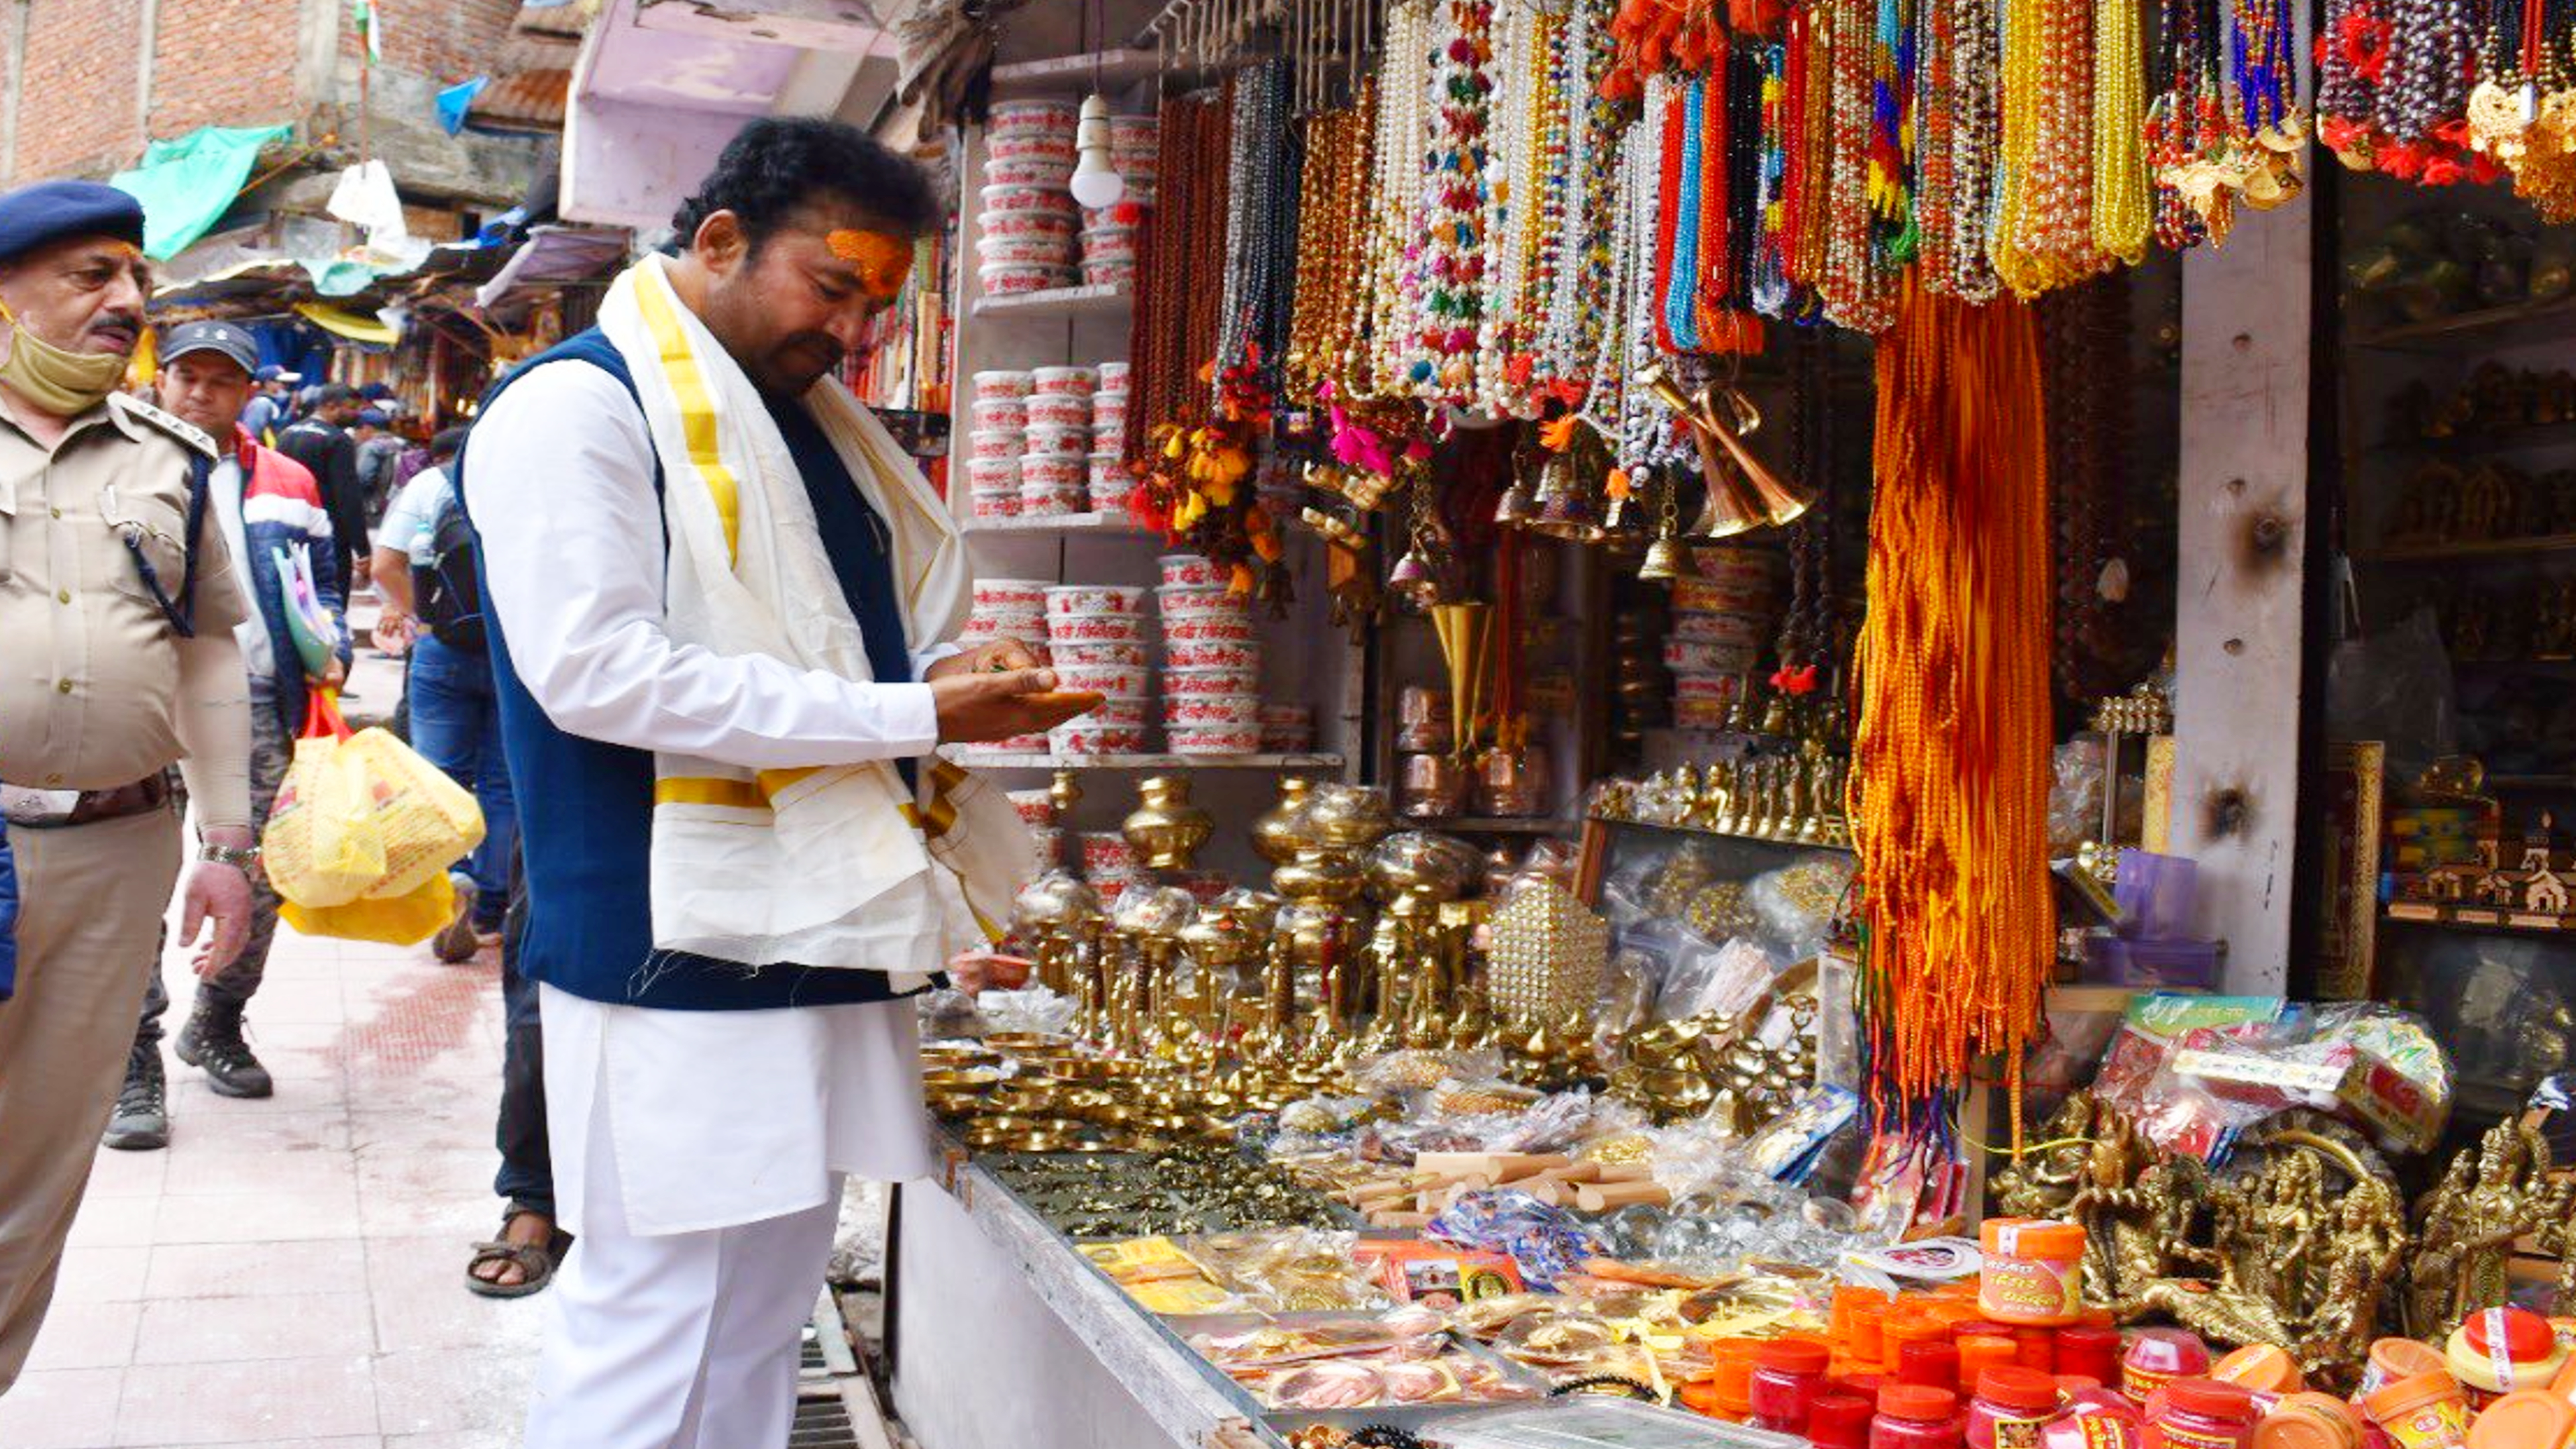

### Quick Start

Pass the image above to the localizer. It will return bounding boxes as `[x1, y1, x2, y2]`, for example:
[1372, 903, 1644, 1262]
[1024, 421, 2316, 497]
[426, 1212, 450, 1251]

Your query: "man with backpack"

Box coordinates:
[101, 321, 352, 1151]
[372, 425, 515, 963]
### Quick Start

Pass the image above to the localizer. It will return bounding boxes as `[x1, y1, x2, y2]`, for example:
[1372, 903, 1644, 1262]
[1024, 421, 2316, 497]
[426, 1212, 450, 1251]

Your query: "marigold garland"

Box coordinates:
[1848, 278, 2056, 1109]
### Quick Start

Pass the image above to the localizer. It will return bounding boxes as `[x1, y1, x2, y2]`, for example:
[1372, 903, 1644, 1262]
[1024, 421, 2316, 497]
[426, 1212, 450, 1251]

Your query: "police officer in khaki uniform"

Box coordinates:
[0, 180, 259, 1393]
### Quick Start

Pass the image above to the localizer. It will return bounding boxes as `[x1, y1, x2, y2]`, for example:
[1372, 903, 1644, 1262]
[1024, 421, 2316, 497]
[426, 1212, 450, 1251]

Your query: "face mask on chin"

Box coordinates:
[0, 297, 131, 416]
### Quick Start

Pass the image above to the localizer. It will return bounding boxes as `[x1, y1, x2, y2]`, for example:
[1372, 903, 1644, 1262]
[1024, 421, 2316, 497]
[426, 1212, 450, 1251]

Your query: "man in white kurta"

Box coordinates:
[464, 118, 1092, 1449]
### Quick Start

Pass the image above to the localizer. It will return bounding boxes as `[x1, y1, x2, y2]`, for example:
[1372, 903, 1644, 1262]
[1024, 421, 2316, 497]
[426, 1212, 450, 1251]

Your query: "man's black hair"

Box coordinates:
[668, 117, 940, 258]
[430, 425, 468, 460]
[316, 382, 358, 406]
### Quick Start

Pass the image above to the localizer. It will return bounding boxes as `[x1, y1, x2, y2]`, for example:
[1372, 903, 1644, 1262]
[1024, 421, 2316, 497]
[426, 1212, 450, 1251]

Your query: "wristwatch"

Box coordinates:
[198, 841, 262, 871]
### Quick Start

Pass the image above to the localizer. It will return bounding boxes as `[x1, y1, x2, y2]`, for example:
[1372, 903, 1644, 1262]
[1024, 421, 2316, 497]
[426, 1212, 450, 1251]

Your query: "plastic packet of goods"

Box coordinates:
[1357, 1046, 1507, 1096]
[1748, 852, 1858, 957]
[1428, 1189, 1603, 1290]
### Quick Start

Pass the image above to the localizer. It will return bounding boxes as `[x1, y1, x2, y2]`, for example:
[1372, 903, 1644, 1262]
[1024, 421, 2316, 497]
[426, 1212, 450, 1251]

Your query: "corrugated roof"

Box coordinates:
[469, 69, 572, 130]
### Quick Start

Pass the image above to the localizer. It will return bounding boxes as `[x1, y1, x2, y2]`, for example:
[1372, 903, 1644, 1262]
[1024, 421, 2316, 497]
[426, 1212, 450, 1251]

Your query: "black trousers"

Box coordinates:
[491, 849, 552, 1217]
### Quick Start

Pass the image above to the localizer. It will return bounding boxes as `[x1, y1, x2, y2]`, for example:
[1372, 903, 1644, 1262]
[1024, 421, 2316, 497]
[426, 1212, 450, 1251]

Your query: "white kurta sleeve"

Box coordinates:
[465, 362, 943, 768]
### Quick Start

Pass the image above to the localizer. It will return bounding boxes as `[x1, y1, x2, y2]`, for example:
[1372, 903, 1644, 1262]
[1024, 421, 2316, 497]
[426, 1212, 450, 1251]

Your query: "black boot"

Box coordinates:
[102, 1041, 170, 1150]
[174, 1001, 274, 1099]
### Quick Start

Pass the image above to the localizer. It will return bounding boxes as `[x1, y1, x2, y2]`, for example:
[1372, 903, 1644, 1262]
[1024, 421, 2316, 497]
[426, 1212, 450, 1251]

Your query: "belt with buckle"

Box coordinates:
[0, 773, 176, 828]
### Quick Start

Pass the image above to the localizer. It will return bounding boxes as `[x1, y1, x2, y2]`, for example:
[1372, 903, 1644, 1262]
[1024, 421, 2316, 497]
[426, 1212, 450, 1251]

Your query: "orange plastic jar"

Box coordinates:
[2252, 1392, 2366, 1449]
[2211, 1344, 2303, 1395]
[2359, 1369, 2472, 1449]
[2465, 1389, 2576, 1449]
[1978, 1219, 2088, 1327]
[2360, 1338, 2448, 1399]
[1706, 1336, 1762, 1421]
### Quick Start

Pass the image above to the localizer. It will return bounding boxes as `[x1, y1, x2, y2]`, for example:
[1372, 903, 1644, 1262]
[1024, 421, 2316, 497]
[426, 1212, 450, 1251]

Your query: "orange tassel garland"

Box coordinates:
[1847, 279, 2056, 1110]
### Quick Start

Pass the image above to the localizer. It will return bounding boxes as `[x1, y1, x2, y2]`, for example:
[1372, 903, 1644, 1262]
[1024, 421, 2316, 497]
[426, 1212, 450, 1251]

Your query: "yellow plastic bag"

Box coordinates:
[281, 871, 455, 946]
[340, 725, 484, 900]
[262, 694, 384, 910]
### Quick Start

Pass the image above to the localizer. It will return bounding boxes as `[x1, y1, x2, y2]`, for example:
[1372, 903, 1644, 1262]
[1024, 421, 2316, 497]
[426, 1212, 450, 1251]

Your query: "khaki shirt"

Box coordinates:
[0, 390, 248, 791]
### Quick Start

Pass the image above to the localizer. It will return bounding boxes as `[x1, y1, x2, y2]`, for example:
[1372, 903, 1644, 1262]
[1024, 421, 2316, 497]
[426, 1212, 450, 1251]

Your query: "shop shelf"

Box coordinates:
[987, 49, 1163, 99]
[949, 751, 1344, 771]
[1588, 814, 1854, 853]
[2384, 902, 2576, 936]
[2351, 294, 2576, 352]
[963, 511, 1152, 535]
[1409, 815, 1570, 834]
[969, 282, 1132, 319]
[2349, 532, 2576, 564]
[2374, 420, 2576, 456]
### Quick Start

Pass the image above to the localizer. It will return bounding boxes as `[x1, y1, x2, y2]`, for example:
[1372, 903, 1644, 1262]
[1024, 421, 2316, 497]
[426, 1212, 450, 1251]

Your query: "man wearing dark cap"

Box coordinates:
[277, 379, 366, 591]
[99, 319, 352, 1151]
[241, 363, 297, 445]
[0, 180, 259, 1391]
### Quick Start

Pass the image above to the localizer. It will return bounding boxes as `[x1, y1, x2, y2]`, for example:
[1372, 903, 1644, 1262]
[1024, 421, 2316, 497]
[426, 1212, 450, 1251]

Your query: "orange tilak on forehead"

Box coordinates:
[825, 229, 914, 300]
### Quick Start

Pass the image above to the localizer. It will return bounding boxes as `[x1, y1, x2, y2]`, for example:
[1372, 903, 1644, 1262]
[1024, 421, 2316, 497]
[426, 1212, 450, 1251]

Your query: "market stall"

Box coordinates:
[866, 0, 2576, 1444]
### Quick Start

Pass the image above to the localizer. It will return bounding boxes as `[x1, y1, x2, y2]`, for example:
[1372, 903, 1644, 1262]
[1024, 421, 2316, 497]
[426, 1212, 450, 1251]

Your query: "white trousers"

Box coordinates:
[523, 1057, 843, 1449]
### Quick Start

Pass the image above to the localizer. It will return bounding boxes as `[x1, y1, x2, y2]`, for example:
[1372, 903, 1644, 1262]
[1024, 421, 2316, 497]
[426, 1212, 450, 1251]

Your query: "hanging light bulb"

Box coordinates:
[1070, 93, 1125, 209]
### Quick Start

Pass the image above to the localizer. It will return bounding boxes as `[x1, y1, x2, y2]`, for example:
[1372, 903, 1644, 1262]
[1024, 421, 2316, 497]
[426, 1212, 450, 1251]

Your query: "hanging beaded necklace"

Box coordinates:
[2146, 0, 2214, 250]
[1992, 0, 2108, 296]
[1216, 61, 1290, 410]
[1820, 0, 1894, 330]
[1285, 87, 1376, 406]
[2038, 272, 2135, 702]
[1942, 0, 2004, 299]
[2092, 0, 2153, 262]
[1663, 75, 1709, 352]
[1750, 38, 1794, 316]
[1540, 2, 1619, 393]
[1776, 328, 1838, 679]
[1405, 0, 1498, 402]
[1360, 1, 1434, 398]
[1578, 97, 1652, 446]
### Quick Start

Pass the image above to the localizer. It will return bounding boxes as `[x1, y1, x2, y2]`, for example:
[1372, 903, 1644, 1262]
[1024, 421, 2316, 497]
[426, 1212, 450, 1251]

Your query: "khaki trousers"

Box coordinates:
[0, 807, 180, 1391]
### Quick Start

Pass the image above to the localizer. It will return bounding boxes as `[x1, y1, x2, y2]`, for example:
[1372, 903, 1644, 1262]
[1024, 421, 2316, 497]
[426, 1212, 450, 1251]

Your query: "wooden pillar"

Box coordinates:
[2169, 204, 2313, 995]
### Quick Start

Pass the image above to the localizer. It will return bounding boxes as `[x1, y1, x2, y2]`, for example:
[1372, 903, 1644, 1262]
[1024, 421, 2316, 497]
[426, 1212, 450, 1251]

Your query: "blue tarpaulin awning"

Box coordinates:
[110, 123, 294, 261]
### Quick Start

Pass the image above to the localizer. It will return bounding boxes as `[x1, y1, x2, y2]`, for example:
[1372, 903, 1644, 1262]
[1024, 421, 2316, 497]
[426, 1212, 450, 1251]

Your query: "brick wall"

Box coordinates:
[343, 0, 524, 83]
[148, 0, 307, 140]
[13, 0, 147, 178]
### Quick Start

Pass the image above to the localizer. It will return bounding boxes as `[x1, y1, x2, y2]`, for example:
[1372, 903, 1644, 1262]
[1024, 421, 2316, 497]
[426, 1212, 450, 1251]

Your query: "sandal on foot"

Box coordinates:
[464, 1210, 572, 1299]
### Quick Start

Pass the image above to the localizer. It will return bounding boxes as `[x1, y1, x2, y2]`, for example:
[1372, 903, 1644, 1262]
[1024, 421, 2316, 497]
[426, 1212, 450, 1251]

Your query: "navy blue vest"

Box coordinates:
[463, 329, 924, 1010]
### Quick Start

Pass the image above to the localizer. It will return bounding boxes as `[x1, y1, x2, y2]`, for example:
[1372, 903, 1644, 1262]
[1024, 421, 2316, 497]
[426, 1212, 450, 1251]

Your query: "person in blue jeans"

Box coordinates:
[374, 428, 515, 961]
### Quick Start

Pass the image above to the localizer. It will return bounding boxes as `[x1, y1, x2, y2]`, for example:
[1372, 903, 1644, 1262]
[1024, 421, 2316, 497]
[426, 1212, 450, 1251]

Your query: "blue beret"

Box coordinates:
[0, 180, 146, 264]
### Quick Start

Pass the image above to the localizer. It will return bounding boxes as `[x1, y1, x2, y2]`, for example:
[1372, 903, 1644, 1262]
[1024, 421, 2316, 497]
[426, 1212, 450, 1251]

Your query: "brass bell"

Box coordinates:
[1524, 449, 1601, 542]
[1638, 531, 1689, 582]
[1493, 478, 1538, 527]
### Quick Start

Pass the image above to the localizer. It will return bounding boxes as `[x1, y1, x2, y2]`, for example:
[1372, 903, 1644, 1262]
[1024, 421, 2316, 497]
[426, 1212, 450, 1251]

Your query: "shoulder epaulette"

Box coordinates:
[111, 393, 218, 458]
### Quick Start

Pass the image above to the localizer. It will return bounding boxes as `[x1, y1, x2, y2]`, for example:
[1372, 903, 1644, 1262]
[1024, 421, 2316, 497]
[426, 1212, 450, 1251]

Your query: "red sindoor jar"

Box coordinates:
[1874, 1384, 1966, 1449]
[1968, 1366, 2066, 1449]
[1750, 1336, 1835, 1434]
[2147, 1378, 2259, 1449]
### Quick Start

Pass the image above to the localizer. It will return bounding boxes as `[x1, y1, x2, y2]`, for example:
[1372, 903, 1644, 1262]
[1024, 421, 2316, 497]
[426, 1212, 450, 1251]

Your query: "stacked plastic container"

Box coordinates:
[1079, 115, 1159, 289]
[1089, 362, 1131, 512]
[977, 100, 1079, 294]
[1045, 585, 1152, 757]
[1157, 554, 1260, 755]
[963, 579, 1054, 752]
[1667, 546, 1782, 730]
[967, 367, 1114, 521]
